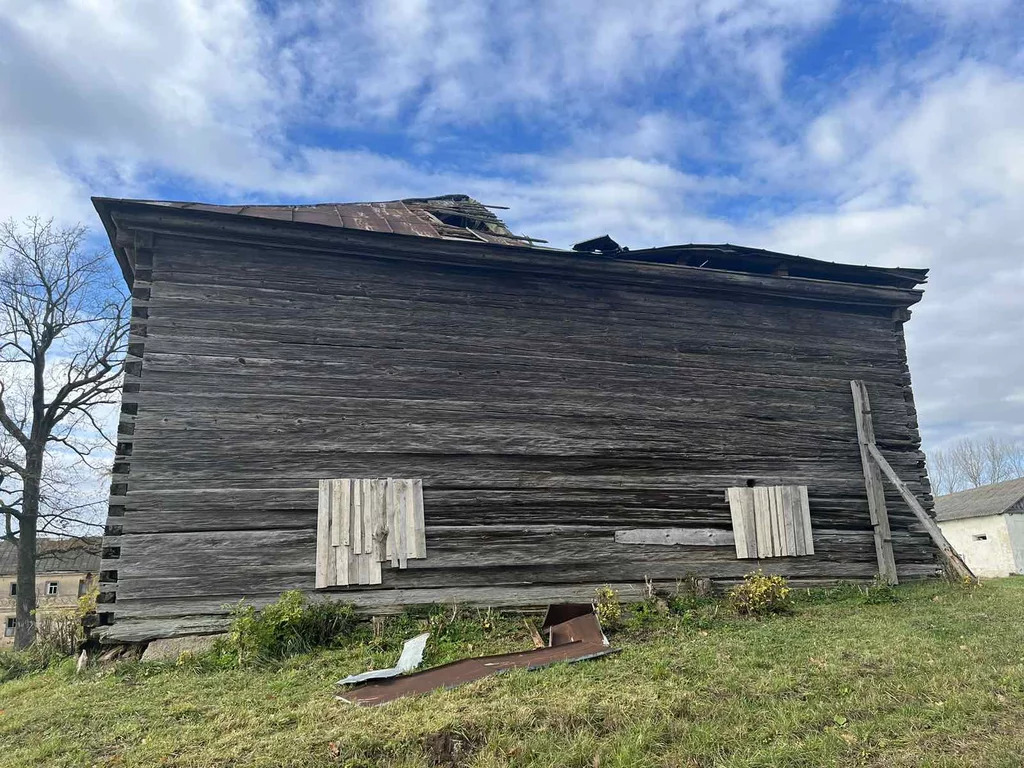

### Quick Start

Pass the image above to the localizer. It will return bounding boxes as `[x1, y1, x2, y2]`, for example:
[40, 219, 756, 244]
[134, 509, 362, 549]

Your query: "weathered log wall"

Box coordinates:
[98, 214, 938, 641]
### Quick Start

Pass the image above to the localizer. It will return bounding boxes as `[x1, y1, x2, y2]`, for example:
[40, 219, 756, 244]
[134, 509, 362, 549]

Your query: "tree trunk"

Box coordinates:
[13, 450, 41, 649]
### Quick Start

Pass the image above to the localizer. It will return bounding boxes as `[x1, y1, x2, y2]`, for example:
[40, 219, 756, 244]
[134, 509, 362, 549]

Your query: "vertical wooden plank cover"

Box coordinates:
[753, 486, 772, 557]
[396, 479, 410, 569]
[411, 479, 426, 559]
[361, 478, 374, 556]
[781, 486, 798, 556]
[351, 480, 364, 557]
[727, 488, 756, 559]
[315, 480, 331, 588]
[798, 485, 814, 555]
[337, 479, 351, 547]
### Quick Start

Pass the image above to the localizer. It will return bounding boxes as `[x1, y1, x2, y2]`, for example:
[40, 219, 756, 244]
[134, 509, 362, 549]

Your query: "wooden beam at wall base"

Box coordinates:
[865, 442, 977, 583]
[850, 380, 899, 585]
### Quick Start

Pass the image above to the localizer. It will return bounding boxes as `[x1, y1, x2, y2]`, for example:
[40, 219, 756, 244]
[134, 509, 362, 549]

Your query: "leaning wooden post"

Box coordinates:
[850, 380, 899, 585]
[865, 442, 976, 582]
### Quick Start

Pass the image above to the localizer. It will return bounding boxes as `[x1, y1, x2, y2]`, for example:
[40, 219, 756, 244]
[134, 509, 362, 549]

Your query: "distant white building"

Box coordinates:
[935, 477, 1024, 578]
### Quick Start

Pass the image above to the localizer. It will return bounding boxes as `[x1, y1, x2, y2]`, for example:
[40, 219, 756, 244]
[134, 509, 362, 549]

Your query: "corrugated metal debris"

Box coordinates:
[336, 607, 616, 706]
[336, 632, 430, 686]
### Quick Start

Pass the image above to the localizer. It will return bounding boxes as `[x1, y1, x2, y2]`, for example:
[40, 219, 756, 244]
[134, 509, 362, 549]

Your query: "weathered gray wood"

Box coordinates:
[753, 486, 771, 557]
[851, 380, 899, 585]
[866, 443, 975, 582]
[94, 206, 938, 640]
[411, 479, 426, 559]
[396, 479, 409, 570]
[614, 528, 735, 547]
[726, 488, 754, 558]
[340, 479, 353, 546]
[799, 485, 814, 555]
[351, 480, 363, 557]
[315, 480, 330, 588]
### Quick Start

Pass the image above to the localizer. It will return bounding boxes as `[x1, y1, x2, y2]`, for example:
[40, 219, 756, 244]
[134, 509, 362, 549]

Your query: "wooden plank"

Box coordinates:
[337, 479, 351, 547]
[799, 485, 814, 555]
[315, 479, 331, 588]
[769, 486, 783, 557]
[753, 486, 772, 558]
[726, 488, 756, 558]
[396, 479, 409, 569]
[370, 479, 388, 563]
[851, 380, 899, 585]
[789, 485, 805, 556]
[387, 478, 399, 567]
[866, 442, 975, 582]
[329, 480, 342, 548]
[351, 479, 363, 556]
[614, 528, 736, 547]
[411, 478, 426, 559]
[361, 478, 373, 556]
[781, 486, 797, 556]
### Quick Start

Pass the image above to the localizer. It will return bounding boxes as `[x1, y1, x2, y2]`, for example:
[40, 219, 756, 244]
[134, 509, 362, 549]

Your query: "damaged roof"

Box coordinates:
[934, 477, 1024, 522]
[104, 194, 541, 247]
[92, 194, 928, 291]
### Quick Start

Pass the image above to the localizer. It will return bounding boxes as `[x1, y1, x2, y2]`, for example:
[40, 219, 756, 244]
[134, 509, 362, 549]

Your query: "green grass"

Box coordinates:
[2, 578, 1023, 767]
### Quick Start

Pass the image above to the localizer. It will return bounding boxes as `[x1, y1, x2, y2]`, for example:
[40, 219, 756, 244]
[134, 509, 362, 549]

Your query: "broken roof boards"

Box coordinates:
[93, 194, 941, 643]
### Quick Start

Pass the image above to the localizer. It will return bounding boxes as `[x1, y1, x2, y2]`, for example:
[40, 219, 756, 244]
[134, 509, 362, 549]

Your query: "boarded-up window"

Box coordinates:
[727, 485, 814, 559]
[316, 478, 426, 588]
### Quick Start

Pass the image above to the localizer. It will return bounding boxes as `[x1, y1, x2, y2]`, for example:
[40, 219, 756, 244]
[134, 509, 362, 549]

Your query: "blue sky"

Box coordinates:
[1, 0, 1022, 454]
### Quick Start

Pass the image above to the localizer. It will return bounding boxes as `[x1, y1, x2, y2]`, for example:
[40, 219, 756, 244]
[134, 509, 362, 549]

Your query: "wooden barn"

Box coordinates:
[92, 194, 945, 643]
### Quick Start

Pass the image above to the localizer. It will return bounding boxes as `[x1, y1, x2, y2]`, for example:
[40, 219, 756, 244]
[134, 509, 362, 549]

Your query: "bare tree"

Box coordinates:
[930, 436, 1024, 496]
[0, 217, 128, 649]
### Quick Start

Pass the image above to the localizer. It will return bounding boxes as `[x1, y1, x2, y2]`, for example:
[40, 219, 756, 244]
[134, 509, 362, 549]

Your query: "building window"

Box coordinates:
[4, 617, 14, 637]
[46, 582, 58, 596]
[78, 579, 87, 597]
[973, 534, 988, 541]
[8, 582, 15, 596]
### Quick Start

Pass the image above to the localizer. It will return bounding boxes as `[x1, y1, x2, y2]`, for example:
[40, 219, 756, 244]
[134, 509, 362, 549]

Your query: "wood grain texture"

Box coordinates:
[851, 380, 899, 584]
[97, 216, 939, 641]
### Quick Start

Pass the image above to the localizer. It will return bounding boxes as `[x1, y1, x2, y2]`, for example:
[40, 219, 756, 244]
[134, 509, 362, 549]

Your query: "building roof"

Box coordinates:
[0, 537, 101, 576]
[92, 193, 929, 293]
[934, 477, 1024, 522]
[100, 194, 541, 247]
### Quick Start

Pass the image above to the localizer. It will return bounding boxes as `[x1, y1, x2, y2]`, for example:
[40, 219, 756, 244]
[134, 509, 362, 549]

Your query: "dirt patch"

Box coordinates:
[422, 726, 482, 767]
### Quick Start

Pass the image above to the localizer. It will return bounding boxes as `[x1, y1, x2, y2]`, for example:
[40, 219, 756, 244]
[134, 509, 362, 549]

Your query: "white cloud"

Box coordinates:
[0, 0, 1022, 458]
[753, 63, 1024, 450]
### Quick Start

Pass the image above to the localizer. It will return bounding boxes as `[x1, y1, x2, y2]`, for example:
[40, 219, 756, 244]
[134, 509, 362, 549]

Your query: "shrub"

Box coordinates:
[34, 587, 96, 657]
[729, 571, 792, 616]
[220, 590, 358, 664]
[595, 585, 623, 630]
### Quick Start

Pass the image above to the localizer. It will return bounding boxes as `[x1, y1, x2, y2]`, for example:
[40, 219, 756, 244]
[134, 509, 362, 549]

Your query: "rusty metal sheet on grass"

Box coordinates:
[337, 611, 616, 707]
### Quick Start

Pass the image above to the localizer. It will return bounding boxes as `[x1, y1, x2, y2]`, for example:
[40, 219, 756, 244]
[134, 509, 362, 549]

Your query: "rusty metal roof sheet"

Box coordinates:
[337, 610, 616, 706]
[92, 195, 928, 292]
[128, 194, 542, 247]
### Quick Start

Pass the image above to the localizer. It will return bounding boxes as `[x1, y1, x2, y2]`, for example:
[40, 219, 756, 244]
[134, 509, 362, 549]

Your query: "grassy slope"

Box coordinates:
[1, 578, 1023, 768]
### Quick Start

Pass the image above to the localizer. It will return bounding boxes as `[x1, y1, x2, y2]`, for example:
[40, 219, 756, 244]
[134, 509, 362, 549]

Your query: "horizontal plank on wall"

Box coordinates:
[107, 526, 937, 602]
[97, 562, 946, 643]
[142, 291, 901, 359]
[150, 250, 909, 328]
[106, 560, 944, 630]
[113, 215, 922, 308]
